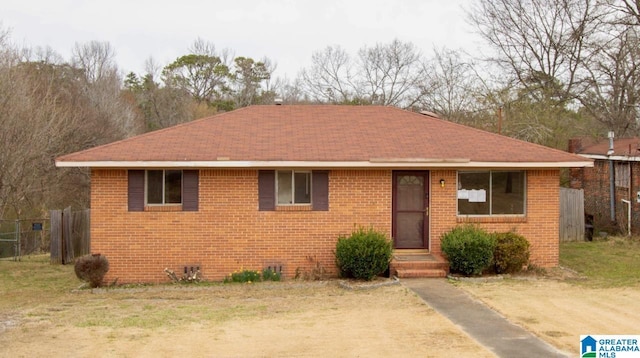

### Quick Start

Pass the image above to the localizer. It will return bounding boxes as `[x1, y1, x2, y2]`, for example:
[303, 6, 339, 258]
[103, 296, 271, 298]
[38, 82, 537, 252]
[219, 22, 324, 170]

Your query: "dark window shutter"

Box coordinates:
[258, 170, 276, 211]
[312, 170, 329, 211]
[128, 170, 145, 212]
[182, 170, 199, 211]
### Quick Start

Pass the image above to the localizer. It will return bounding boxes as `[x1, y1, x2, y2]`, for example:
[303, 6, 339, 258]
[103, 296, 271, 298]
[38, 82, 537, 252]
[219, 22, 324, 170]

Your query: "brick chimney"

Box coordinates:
[568, 138, 582, 154]
[568, 138, 584, 189]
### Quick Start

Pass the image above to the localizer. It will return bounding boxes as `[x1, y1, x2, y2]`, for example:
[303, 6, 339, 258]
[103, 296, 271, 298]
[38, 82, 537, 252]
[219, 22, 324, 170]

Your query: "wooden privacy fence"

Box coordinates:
[559, 188, 585, 242]
[50, 207, 90, 264]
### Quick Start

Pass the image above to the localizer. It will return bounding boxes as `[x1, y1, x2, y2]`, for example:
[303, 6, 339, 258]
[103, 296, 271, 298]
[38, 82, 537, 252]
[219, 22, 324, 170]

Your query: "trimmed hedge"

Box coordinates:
[335, 227, 393, 281]
[492, 232, 530, 274]
[441, 225, 495, 276]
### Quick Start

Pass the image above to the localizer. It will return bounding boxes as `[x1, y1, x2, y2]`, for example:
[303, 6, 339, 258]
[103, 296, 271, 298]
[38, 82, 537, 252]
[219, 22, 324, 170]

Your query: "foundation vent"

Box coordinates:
[264, 262, 285, 279]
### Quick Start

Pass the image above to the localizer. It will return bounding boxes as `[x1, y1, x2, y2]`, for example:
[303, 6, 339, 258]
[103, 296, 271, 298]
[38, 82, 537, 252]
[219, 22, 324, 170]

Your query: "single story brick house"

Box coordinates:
[569, 136, 640, 234]
[56, 105, 592, 283]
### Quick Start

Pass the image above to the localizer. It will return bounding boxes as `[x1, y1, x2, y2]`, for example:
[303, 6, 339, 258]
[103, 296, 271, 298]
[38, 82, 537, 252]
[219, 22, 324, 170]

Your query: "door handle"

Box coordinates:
[425, 207, 429, 216]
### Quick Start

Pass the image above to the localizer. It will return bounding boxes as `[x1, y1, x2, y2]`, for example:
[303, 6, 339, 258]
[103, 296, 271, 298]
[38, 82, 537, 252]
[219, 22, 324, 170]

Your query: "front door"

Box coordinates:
[392, 171, 429, 249]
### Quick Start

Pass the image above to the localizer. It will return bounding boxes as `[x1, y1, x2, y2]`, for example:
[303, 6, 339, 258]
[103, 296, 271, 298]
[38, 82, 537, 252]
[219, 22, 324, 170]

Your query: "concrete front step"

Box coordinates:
[395, 268, 448, 278]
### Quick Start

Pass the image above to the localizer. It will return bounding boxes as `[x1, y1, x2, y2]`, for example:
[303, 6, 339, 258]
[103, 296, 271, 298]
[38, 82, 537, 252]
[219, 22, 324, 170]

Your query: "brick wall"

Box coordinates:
[571, 160, 640, 234]
[430, 169, 561, 267]
[91, 169, 392, 283]
[91, 168, 561, 284]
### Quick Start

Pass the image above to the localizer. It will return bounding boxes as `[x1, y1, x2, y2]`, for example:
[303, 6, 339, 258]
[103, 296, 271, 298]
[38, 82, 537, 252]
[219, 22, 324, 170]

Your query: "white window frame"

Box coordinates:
[145, 170, 183, 206]
[457, 170, 526, 216]
[276, 170, 312, 205]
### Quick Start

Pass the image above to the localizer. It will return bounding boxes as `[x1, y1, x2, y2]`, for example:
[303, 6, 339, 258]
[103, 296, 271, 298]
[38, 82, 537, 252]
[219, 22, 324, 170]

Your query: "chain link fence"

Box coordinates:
[0, 219, 50, 260]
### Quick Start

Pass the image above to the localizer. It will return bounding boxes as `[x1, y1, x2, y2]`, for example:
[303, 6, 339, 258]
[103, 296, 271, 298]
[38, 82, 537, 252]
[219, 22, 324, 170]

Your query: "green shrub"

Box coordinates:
[441, 225, 495, 276]
[335, 226, 393, 281]
[262, 268, 282, 281]
[223, 269, 261, 283]
[492, 232, 530, 274]
[74, 254, 110, 288]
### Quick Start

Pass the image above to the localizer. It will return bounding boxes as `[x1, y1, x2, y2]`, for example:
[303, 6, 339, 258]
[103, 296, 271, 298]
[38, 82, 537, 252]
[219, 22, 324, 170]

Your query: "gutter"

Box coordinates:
[579, 154, 640, 162]
[55, 160, 594, 169]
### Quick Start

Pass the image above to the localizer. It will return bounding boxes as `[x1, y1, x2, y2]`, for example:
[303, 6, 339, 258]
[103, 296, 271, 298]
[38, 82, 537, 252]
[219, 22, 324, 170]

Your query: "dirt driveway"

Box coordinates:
[0, 281, 495, 357]
[457, 279, 640, 356]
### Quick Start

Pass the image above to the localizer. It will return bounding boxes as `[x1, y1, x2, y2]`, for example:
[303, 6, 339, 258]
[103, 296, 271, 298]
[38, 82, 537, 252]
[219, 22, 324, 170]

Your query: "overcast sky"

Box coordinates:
[2, 0, 479, 79]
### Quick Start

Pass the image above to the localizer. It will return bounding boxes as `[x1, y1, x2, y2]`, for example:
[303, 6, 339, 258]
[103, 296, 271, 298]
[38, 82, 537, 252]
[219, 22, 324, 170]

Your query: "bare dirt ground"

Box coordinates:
[4, 263, 638, 357]
[0, 281, 495, 357]
[457, 272, 640, 356]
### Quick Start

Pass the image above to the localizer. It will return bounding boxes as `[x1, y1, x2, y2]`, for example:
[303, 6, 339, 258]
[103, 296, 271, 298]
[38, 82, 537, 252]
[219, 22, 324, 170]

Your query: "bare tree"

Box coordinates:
[579, 19, 640, 136]
[299, 45, 358, 103]
[0, 33, 145, 218]
[419, 48, 484, 122]
[468, 0, 602, 104]
[464, 0, 623, 147]
[610, 0, 640, 24]
[189, 37, 234, 65]
[272, 76, 307, 104]
[0, 54, 91, 217]
[71, 41, 118, 83]
[72, 41, 143, 137]
[143, 56, 163, 81]
[356, 39, 424, 107]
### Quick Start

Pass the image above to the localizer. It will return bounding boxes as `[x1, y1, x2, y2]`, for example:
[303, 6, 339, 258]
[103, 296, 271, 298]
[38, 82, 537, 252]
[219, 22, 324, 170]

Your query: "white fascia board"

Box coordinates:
[455, 161, 593, 168]
[56, 160, 594, 169]
[578, 153, 640, 162]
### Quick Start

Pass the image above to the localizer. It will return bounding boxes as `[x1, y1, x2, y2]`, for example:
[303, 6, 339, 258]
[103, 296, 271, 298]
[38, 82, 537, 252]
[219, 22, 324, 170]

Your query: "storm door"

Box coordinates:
[392, 171, 429, 249]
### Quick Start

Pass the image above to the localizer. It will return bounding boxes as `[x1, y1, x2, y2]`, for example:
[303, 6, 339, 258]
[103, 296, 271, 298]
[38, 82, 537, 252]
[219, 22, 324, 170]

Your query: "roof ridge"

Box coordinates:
[55, 104, 591, 167]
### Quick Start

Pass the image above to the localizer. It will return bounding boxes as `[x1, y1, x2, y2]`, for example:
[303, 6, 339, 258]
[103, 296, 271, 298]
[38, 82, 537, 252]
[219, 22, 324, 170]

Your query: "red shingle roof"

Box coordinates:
[56, 105, 591, 168]
[578, 137, 640, 157]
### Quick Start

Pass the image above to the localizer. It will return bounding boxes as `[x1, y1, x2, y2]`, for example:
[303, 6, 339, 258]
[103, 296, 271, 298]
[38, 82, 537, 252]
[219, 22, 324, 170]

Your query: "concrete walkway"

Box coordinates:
[403, 278, 570, 358]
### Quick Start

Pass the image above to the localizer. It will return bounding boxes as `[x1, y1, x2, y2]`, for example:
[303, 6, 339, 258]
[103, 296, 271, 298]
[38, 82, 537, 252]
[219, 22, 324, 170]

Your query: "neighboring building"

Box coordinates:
[569, 137, 640, 234]
[56, 105, 592, 283]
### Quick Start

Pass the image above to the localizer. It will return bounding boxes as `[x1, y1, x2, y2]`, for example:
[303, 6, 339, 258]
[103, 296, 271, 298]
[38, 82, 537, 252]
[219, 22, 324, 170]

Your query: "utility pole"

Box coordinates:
[608, 131, 616, 223]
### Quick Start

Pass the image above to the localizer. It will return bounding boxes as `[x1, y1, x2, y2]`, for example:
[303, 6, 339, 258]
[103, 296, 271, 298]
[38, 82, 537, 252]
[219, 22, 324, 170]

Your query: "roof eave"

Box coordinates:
[55, 160, 594, 169]
[579, 153, 640, 162]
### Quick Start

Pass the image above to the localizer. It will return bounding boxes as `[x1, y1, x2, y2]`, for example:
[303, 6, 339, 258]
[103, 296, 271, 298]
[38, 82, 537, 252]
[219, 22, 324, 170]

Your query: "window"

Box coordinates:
[277, 170, 311, 205]
[128, 170, 198, 212]
[457, 171, 525, 216]
[258, 170, 328, 211]
[146, 170, 182, 205]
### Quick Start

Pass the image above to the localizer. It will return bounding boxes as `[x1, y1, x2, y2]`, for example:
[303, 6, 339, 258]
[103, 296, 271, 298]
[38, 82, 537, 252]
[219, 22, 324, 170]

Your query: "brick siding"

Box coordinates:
[571, 161, 640, 234]
[91, 168, 561, 284]
[430, 169, 560, 268]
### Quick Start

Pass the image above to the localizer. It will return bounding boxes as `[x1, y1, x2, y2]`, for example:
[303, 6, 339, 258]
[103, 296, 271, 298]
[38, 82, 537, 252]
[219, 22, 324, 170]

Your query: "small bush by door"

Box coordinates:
[441, 225, 531, 276]
[335, 227, 393, 281]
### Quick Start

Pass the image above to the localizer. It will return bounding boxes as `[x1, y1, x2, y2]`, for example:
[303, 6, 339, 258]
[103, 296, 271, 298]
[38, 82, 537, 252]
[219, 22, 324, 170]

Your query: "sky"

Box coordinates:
[2, 0, 479, 79]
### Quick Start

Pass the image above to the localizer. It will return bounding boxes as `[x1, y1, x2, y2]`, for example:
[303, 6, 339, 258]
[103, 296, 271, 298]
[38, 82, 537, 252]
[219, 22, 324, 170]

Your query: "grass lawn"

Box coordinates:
[2, 238, 639, 356]
[458, 236, 640, 355]
[0, 255, 78, 311]
[0, 255, 494, 357]
[560, 236, 640, 287]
